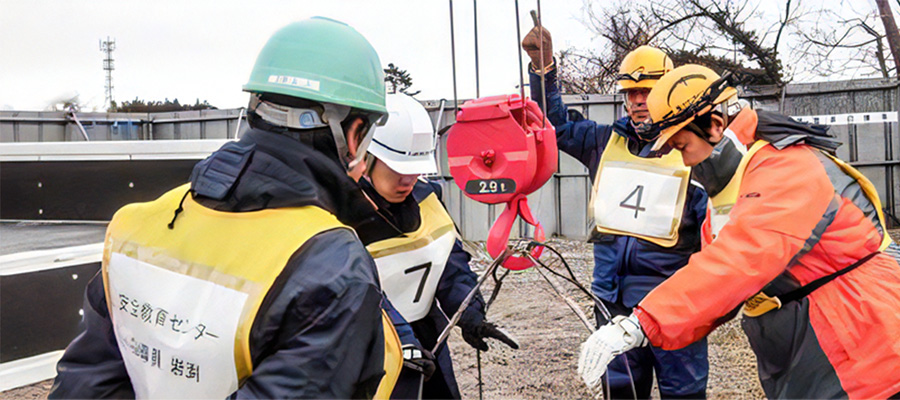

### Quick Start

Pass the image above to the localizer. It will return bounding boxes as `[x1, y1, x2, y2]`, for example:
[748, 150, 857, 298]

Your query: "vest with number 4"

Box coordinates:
[102, 184, 402, 399]
[589, 132, 692, 247]
[367, 192, 458, 322]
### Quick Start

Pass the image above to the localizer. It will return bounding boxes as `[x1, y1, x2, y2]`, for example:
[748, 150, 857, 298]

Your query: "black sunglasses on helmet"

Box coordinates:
[617, 70, 667, 82]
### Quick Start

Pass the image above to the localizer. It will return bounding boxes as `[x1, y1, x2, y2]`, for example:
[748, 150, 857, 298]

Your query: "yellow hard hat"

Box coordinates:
[644, 64, 738, 151]
[617, 46, 674, 92]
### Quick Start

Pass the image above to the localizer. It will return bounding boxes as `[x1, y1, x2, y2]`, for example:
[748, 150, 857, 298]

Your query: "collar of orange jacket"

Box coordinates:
[728, 108, 758, 145]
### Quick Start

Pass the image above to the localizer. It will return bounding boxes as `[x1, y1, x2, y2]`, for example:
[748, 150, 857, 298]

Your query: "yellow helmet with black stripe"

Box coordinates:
[617, 46, 674, 92]
[644, 64, 739, 151]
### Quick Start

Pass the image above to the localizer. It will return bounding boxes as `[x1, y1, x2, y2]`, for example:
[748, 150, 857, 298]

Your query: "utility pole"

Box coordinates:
[100, 37, 116, 111]
[874, 0, 900, 78]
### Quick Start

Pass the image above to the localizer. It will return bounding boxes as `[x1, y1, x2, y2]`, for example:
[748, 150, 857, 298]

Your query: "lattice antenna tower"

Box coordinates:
[100, 37, 116, 111]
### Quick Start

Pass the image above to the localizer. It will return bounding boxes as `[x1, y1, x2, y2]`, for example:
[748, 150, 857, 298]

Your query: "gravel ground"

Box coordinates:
[1, 380, 52, 399]
[448, 239, 764, 399]
[6, 231, 900, 399]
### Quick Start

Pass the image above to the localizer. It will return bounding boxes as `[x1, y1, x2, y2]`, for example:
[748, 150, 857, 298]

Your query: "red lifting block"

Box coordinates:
[446, 94, 557, 269]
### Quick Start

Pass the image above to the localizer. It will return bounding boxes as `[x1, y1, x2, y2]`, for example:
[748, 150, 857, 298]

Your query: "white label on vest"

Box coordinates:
[108, 252, 247, 399]
[374, 232, 456, 322]
[593, 165, 682, 238]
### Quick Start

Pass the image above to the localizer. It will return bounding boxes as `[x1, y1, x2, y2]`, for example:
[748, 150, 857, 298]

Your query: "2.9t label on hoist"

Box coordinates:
[465, 179, 516, 195]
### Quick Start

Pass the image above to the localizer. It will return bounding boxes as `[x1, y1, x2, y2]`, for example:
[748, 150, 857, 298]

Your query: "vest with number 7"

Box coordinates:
[589, 132, 691, 247]
[102, 184, 401, 399]
[367, 192, 458, 322]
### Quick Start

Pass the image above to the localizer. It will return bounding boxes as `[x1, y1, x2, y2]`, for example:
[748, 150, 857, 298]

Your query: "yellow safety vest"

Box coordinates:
[589, 132, 691, 247]
[824, 153, 893, 251]
[706, 141, 767, 241]
[103, 184, 401, 399]
[366, 192, 459, 323]
[374, 314, 402, 400]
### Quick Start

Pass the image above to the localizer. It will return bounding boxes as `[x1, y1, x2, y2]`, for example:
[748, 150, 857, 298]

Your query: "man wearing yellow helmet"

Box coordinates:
[523, 26, 709, 399]
[579, 64, 900, 399]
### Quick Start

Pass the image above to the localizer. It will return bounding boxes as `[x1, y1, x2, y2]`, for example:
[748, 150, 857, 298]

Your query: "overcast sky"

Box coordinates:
[0, 0, 599, 111]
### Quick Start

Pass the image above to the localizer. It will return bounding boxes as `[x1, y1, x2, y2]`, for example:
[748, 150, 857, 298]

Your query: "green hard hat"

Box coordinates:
[243, 17, 387, 115]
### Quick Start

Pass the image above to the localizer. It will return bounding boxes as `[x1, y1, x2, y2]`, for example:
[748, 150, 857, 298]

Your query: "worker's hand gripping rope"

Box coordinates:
[401, 344, 436, 381]
[578, 313, 648, 393]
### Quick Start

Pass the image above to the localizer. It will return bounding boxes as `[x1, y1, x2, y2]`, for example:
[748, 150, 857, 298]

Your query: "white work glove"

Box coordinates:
[577, 313, 648, 393]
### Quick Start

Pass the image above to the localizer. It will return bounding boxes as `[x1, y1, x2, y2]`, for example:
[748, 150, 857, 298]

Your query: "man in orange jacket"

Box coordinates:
[578, 64, 900, 399]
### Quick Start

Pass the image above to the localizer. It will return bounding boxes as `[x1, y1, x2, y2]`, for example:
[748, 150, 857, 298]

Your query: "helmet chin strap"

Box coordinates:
[351, 123, 376, 170]
[686, 121, 718, 147]
[322, 103, 354, 170]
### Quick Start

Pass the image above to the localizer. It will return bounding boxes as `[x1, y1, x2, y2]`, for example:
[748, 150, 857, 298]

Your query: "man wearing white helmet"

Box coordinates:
[360, 93, 519, 399]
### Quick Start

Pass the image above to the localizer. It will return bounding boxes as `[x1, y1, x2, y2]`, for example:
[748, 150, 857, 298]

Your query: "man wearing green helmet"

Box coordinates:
[49, 17, 402, 399]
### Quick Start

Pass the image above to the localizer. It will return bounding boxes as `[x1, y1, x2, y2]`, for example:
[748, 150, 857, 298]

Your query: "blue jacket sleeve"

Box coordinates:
[435, 239, 485, 319]
[689, 182, 709, 231]
[49, 272, 135, 399]
[529, 66, 615, 178]
[382, 295, 422, 349]
[234, 229, 387, 399]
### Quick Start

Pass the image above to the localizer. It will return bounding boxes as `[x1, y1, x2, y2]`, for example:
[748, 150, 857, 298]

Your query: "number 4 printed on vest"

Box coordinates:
[619, 185, 646, 219]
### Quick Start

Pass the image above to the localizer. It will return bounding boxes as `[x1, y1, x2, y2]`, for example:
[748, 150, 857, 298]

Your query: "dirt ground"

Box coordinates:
[446, 239, 764, 400]
[6, 231, 900, 399]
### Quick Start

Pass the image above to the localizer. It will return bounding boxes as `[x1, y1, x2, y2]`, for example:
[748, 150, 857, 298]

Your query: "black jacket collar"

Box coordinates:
[190, 129, 383, 236]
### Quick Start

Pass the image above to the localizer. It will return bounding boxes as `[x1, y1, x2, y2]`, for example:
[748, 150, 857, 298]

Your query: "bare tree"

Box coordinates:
[875, 0, 900, 77]
[571, 0, 899, 91]
[555, 6, 650, 95]
[556, 47, 609, 94]
[559, 0, 900, 94]
[792, 0, 899, 80]
[674, 0, 798, 86]
[794, 11, 894, 79]
[570, 0, 807, 92]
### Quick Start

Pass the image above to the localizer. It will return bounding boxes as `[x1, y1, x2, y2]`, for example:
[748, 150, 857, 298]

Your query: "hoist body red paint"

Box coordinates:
[446, 94, 557, 269]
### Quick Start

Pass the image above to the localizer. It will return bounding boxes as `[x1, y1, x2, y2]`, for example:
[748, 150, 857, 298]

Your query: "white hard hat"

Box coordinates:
[368, 93, 438, 175]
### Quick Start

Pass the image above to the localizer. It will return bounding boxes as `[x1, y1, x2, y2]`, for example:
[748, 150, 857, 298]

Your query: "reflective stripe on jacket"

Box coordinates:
[636, 108, 900, 398]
